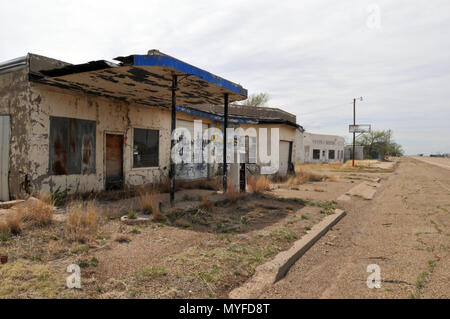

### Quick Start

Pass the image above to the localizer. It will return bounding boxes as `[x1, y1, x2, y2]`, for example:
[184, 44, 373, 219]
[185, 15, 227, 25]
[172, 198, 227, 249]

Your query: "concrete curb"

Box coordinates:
[229, 209, 346, 299]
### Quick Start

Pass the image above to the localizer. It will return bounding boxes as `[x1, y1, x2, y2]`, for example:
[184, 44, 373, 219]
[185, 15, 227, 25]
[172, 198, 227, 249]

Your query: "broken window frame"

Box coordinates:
[133, 128, 160, 168]
[313, 149, 320, 160]
[49, 116, 96, 176]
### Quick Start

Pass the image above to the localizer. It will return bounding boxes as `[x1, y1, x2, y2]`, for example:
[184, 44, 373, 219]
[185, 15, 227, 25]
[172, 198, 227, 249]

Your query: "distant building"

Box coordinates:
[344, 145, 364, 161]
[295, 132, 345, 164]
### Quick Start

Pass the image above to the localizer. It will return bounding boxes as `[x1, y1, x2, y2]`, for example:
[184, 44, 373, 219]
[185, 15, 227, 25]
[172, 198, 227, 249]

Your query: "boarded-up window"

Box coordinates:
[133, 128, 159, 168]
[313, 149, 320, 159]
[49, 117, 96, 175]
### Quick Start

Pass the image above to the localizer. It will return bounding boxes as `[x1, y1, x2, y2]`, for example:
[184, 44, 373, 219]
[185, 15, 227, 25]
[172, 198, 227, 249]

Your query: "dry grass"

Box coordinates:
[295, 160, 382, 173]
[140, 178, 221, 194]
[20, 198, 54, 227]
[65, 201, 99, 242]
[248, 175, 271, 193]
[176, 178, 221, 191]
[286, 169, 339, 186]
[199, 196, 214, 212]
[225, 183, 242, 203]
[0, 197, 54, 239]
[115, 234, 132, 243]
[138, 191, 160, 215]
[0, 221, 11, 241]
[0, 259, 66, 298]
[5, 211, 24, 235]
[36, 192, 55, 206]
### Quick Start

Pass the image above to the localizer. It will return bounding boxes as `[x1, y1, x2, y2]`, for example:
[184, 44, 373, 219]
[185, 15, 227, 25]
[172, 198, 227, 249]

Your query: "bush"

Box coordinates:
[199, 196, 213, 212]
[50, 187, 70, 207]
[5, 211, 24, 235]
[225, 183, 242, 204]
[65, 202, 99, 242]
[0, 222, 11, 241]
[138, 191, 161, 216]
[285, 170, 338, 186]
[21, 198, 54, 226]
[248, 175, 271, 193]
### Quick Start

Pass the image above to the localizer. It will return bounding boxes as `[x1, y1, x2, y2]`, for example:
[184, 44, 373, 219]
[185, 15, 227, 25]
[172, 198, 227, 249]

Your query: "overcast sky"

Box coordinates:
[1, 0, 449, 155]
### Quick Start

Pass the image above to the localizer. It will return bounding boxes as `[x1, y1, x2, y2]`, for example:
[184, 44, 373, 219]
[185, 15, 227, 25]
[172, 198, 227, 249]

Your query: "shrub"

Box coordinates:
[37, 192, 55, 206]
[0, 222, 11, 241]
[19, 198, 54, 227]
[199, 196, 213, 212]
[65, 202, 99, 242]
[225, 183, 242, 203]
[248, 175, 271, 193]
[5, 211, 24, 235]
[127, 211, 137, 220]
[50, 187, 70, 207]
[138, 191, 160, 215]
[285, 169, 338, 186]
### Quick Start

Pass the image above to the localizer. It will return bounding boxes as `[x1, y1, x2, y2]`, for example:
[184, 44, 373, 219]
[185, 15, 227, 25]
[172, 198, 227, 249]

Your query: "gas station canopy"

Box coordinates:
[32, 50, 248, 107]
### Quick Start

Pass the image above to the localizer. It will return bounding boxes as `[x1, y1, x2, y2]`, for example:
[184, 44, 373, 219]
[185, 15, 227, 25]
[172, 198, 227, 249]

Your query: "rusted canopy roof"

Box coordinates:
[29, 50, 247, 108]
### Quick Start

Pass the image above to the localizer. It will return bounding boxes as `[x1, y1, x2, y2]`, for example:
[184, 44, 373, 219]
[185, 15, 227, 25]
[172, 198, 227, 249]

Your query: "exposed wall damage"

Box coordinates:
[0, 52, 253, 199]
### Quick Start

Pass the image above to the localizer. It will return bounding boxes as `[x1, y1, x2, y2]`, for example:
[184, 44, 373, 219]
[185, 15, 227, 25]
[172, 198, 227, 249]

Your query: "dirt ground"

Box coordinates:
[2, 159, 425, 299]
[259, 157, 450, 299]
[0, 184, 335, 298]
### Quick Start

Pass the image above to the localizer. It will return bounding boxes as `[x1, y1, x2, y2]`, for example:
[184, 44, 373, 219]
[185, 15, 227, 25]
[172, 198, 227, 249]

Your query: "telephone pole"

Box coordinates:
[352, 98, 356, 167]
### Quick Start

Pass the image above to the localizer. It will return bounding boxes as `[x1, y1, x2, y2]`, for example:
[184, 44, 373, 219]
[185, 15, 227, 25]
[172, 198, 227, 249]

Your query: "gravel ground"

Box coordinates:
[259, 157, 449, 299]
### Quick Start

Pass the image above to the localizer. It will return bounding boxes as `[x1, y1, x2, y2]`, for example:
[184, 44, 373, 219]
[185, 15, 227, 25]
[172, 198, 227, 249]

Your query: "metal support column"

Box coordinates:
[223, 93, 229, 191]
[170, 75, 178, 206]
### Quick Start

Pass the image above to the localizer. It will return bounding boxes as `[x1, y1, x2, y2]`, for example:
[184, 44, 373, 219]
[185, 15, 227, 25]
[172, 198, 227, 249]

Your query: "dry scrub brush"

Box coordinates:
[225, 182, 242, 203]
[199, 196, 214, 212]
[20, 198, 54, 227]
[0, 196, 54, 240]
[286, 170, 339, 186]
[248, 175, 271, 193]
[138, 190, 160, 216]
[65, 202, 99, 242]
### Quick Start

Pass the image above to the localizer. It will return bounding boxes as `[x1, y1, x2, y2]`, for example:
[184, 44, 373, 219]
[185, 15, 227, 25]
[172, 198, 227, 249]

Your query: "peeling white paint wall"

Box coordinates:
[28, 83, 176, 194]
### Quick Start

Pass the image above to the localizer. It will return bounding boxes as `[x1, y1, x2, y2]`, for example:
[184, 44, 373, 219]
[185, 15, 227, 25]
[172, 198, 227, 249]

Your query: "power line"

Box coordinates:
[301, 102, 353, 116]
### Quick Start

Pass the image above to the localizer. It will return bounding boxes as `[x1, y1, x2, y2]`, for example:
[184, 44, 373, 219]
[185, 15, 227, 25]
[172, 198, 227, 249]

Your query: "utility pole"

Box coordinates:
[352, 98, 356, 167]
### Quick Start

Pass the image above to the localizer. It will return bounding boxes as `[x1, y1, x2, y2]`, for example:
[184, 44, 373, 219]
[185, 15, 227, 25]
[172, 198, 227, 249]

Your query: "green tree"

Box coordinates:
[357, 129, 404, 159]
[241, 93, 270, 106]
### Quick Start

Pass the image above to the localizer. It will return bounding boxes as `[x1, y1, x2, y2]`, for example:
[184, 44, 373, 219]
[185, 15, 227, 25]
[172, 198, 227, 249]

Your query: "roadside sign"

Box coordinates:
[349, 124, 371, 133]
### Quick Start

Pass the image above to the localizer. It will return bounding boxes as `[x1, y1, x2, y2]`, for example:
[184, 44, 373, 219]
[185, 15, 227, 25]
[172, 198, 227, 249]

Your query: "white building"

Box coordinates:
[295, 131, 345, 164]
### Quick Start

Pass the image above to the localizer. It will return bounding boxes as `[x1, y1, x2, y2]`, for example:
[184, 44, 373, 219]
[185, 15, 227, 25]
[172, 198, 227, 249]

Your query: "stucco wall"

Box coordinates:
[27, 83, 175, 195]
[0, 68, 32, 199]
[240, 123, 297, 165]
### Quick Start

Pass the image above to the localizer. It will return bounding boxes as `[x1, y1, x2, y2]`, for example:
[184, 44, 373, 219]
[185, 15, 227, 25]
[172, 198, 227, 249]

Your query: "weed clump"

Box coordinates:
[65, 202, 99, 242]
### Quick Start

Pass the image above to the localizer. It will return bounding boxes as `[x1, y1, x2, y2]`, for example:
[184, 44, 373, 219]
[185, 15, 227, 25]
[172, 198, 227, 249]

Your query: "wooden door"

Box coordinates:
[105, 134, 123, 190]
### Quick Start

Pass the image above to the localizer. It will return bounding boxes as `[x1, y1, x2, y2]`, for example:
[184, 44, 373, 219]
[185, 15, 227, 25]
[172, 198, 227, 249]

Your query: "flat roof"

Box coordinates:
[27, 50, 247, 108]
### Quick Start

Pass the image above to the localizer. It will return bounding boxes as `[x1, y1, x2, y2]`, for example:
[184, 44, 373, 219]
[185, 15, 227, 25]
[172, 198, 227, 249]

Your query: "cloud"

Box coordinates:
[1, 0, 449, 155]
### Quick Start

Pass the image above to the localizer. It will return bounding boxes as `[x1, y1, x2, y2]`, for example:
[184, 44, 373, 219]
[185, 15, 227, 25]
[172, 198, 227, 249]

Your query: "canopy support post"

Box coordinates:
[170, 74, 178, 206]
[223, 93, 229, 192]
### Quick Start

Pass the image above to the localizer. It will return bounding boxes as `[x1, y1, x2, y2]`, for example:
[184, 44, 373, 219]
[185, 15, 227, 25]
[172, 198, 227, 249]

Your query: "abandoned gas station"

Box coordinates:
[0, 50, 304, 202]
